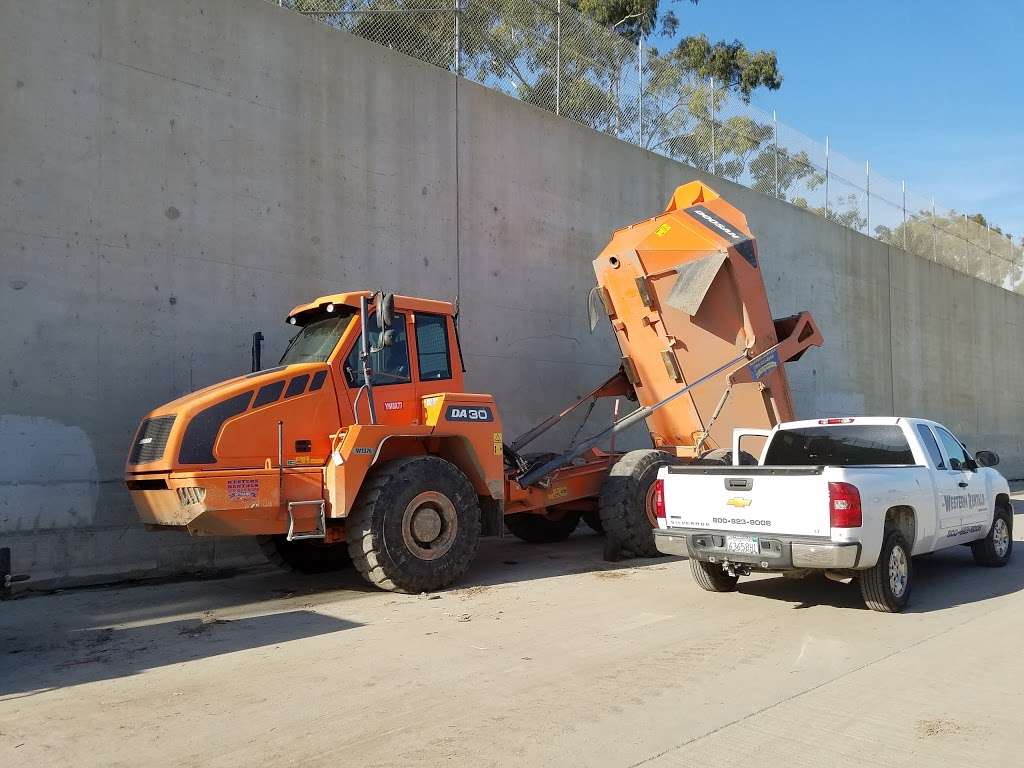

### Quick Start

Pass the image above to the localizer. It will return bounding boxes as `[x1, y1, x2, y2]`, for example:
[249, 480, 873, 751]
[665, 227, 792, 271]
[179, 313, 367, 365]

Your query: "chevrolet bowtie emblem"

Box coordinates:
[726, 497, 752, 507]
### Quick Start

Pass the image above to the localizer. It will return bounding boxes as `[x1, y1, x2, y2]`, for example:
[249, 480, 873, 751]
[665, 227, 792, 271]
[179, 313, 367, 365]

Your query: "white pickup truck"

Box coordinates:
[653, 417, 1013, 612]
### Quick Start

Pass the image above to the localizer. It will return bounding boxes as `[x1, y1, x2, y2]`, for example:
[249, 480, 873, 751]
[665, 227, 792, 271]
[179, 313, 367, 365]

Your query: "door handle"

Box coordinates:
[958, 482, 968, 488]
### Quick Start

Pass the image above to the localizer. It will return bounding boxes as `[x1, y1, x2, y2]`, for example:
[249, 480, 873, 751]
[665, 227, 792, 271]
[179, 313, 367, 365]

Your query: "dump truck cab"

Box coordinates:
[125, 292, 504, 549]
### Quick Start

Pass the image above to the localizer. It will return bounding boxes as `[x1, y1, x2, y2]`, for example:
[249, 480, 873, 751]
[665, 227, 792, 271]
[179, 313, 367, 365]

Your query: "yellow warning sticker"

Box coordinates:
[655, 223, 672, 237]
[493, 432, 503, 456]
[548, 486, 568, 500]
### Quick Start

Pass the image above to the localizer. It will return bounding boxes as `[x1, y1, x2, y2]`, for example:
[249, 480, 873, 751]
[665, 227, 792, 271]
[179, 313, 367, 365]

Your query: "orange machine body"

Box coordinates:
[593, 181, 822, 458]
[125, 291, 611, 538]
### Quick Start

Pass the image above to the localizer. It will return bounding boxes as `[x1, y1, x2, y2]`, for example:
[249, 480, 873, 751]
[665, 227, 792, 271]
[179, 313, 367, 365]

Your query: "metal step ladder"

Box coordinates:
[286, 500, 326, 541]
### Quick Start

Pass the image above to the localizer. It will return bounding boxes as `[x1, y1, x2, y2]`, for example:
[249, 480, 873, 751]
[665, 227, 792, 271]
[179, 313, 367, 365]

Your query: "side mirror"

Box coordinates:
[976, 450, 1000, 468]
[375, 292, 395, 330]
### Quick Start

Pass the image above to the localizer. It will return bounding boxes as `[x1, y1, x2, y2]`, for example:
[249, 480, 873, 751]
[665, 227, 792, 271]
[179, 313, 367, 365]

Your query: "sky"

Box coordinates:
[653, 0, 1024, 238]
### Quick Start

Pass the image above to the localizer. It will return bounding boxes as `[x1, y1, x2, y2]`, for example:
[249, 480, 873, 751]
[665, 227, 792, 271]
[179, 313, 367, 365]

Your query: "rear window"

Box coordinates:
[764, 425, 916, 466]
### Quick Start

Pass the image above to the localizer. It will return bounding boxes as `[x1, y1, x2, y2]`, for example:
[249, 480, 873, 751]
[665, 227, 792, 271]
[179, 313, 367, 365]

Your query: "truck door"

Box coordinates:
[934, 426, 990, 536]
[342, 312, 419, 426]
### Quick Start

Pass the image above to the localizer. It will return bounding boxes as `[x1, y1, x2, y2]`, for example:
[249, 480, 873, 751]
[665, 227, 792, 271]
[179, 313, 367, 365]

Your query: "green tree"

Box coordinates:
[875, 210, 1022, 290]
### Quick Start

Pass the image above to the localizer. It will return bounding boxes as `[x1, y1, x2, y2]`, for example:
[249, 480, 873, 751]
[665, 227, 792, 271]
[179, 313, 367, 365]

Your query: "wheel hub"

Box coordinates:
[411, 507, 443, 543]
[402, 491, 458, 561]
[888, 545, 908, 598]
[994, 518, 1010, 558]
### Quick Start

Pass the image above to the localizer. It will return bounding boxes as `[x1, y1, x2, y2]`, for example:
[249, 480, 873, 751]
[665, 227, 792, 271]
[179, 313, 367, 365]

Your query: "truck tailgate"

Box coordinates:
[661, 466, 831, 538]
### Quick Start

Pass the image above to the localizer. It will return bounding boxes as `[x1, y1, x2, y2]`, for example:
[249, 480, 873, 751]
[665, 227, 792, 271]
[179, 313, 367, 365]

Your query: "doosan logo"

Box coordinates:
[691, 209, 742, 240]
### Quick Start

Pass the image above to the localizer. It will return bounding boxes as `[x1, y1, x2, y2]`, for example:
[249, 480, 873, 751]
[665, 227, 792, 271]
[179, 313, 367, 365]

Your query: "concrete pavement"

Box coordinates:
[2, 504, 1023, 767]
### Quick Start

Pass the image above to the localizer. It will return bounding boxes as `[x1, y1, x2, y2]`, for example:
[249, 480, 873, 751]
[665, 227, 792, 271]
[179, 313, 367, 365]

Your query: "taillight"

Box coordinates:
[653, 479, 666, 520]
[828, 482, 862, 528]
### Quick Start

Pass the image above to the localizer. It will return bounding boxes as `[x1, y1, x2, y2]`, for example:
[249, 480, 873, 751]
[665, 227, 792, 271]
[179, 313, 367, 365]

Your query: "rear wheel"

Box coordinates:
[972, 506, 1013, 567]
[346, 456, 481, 593]
[859, 529, 912, 612]
[258, 535, 352, 574]
[598, 450, 676, 558]
[690, 559, 739, 592]
[505, 510, 580, 543]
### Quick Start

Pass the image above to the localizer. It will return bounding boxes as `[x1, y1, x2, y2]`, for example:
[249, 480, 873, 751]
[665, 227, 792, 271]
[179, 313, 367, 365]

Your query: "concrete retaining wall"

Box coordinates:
[2, 0, 1020, 586]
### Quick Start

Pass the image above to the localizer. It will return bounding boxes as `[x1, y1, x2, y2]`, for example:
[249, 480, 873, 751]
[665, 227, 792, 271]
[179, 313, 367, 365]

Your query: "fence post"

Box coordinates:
[932, 198, 937, 260]
[824, 136, 830, 219]
[709, 77, 716, 174]
[901, 180, 907, 250]
[773, 109, 780, 198]
[865, 160, 870, 235]
[453, 0, 460, 75]
[638, 35, 643, 146]
[556, 0, 561, 115]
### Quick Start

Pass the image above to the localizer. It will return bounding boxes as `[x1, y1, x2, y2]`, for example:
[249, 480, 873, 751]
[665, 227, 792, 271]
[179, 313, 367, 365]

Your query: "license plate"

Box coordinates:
[726, 536, 759, 556]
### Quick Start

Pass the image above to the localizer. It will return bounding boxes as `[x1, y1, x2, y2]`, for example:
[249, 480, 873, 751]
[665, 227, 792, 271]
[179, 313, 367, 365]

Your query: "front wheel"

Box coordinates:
[859, 530, 912, 612]
[346, 456, 481, 593]
[972, 506, 1013, 567]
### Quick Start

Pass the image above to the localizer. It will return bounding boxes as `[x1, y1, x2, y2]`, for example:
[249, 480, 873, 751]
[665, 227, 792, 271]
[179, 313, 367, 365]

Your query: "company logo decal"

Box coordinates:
[384, 401, 404, 411]
[227, 478, 258, 501]
[683, 205, 757, 267]
[748, 349, 780, 381]
[942, 493, 986, 512]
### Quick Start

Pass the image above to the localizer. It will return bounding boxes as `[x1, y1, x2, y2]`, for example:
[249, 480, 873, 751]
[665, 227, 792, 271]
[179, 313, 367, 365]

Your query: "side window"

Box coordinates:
[915, 425, 946, 469]
[935, 427, 970, 471]
[344, 313, 411, 387]
[415, 314, 452, 381]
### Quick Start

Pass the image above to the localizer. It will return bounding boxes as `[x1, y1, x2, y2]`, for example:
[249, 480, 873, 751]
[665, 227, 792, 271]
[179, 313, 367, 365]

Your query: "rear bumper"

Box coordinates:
[653, 528, 861, 570]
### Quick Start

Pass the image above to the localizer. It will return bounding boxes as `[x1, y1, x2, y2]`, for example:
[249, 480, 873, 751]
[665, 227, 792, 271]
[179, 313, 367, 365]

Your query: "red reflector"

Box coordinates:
[818, 418, 855, 425]
[828, 482, 862, 528]
[653, 479, 666, 520]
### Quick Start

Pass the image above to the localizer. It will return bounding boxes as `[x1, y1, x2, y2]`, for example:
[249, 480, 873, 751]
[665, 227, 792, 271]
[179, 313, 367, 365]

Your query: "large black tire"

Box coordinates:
[581, 510, 605, 534]
[690, 558, 739, 592]
[346, 456, 481, 593]
[972, 505, 1013, 567]
[505, 511, 580, 543]
[257, 535, 352, 574]
[598, 449, 676, 558]
[695, 448, 758, 466]
[859, 529, 912, 612]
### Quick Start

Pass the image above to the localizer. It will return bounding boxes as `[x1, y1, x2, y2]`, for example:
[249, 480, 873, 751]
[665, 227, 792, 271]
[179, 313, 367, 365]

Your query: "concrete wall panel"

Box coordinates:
[2, 0, 1020, 585]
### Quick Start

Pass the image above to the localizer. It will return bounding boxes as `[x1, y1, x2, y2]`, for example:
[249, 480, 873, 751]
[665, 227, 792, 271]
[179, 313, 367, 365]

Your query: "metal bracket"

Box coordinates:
[287, 500, 326, 541]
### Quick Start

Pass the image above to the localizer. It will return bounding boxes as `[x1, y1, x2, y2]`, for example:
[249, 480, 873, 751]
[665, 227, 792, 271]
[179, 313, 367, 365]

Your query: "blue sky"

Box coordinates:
[653, 0, 1024, 238]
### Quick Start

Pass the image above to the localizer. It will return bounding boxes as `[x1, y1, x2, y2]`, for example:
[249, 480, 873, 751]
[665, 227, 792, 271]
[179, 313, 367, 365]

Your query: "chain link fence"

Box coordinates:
[277, 0, 1024, 293]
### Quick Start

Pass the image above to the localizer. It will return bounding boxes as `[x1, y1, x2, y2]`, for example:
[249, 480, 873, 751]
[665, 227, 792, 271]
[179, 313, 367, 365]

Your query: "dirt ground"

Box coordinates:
[3, 504, 1024, 767]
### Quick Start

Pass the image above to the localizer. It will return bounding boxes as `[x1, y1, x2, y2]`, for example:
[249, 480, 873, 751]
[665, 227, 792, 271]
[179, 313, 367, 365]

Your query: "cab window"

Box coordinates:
[915, 424, 946, 469]
[415, 314, 452, 381]
[344, 313, 411, 387]
[935, 427, 970, 470]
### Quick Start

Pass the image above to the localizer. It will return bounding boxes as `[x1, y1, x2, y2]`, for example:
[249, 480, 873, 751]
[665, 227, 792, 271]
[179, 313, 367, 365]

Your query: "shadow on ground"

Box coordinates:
[0, 529, 660, 697]
[737, 532, 1024, 612]
[0, 609, 358, 698]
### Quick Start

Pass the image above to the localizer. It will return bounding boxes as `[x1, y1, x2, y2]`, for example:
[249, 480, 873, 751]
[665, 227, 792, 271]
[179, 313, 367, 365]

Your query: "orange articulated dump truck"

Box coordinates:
[125, 182, 822, 592]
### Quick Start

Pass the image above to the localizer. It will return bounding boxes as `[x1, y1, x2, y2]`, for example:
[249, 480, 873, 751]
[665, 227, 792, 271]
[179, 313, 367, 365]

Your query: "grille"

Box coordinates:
[129, 415, 176, 464]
